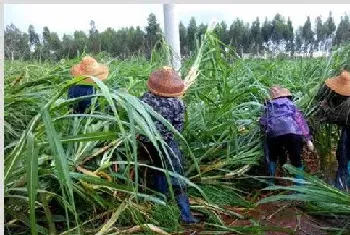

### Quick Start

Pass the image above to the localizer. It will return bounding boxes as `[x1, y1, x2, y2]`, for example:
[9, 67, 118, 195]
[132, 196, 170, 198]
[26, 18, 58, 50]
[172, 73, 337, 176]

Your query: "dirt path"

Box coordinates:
[180, 201, 339, 235]
[225, 202, 331, 235]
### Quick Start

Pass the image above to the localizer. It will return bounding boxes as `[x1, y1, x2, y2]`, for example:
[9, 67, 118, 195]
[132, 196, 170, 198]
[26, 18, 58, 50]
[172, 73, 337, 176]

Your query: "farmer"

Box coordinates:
[259, 86, 314, 185]
[68, 56, 109, 114]
[313, 69, 350, 191]
[138, 66, 199, 224]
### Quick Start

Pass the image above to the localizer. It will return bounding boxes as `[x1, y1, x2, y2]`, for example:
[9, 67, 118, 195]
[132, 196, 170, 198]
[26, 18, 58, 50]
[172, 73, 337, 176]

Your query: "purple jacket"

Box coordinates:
[259, 97, 311, 141]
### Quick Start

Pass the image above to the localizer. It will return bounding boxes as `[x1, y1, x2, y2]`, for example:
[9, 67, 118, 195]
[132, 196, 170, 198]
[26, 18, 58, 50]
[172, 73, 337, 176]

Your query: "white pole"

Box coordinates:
[163, 4, 181, 71]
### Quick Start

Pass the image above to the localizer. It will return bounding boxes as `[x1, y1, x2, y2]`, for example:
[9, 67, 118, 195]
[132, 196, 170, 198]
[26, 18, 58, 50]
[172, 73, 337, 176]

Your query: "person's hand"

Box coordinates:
[306, 140, 315, 152]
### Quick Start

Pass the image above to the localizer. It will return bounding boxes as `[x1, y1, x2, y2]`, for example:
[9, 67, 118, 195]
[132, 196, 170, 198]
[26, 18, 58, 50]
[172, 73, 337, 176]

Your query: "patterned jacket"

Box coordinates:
[259, 97, 311, 141]
[139, 92, 185, 142]
[313, 85, 350, 127]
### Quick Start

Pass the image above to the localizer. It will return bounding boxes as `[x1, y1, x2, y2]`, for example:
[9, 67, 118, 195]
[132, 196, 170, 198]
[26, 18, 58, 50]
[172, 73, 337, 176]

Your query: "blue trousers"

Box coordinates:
[138, 139, 185, 188]
[335, 126, 350, 191]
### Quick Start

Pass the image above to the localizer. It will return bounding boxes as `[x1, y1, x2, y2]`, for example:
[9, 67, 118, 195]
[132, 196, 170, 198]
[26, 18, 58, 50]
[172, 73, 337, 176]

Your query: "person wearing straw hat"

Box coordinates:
[68, 56, 109, 114]
[138, 66, 199, 224]
[314, 69, 350, 191]
[259, 85, 314, 186]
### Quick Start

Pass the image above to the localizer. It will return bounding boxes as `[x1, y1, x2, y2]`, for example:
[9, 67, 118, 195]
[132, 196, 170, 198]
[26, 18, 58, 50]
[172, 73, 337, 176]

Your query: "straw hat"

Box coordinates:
[269, 85, 292, 99]
[325, 70, 350, 96]
[70, 56, 109, 83]
[147, 66, 185, 97]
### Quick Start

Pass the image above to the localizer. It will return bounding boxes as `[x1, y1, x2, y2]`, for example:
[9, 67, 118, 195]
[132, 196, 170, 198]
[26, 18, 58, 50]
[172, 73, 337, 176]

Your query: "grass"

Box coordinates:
[4, 30, 350, 234]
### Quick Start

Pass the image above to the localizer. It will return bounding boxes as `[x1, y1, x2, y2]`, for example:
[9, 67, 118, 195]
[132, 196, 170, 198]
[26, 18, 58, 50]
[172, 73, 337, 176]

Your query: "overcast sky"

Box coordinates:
[4, 4, 350, 38]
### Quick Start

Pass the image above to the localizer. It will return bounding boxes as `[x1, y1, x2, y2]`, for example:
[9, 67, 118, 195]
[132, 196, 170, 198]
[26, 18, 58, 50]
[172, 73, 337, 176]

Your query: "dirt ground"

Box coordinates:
[179, 150, 345, 235]
[180, 201, 345, 235]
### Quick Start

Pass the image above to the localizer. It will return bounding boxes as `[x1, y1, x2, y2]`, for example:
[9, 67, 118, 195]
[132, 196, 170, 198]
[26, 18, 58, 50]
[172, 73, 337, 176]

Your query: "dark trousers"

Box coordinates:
[267, 134, 304, 168]
[335, 126, 350, 191]
[138, 139, 185, 190]
[138, 140, 198, 223]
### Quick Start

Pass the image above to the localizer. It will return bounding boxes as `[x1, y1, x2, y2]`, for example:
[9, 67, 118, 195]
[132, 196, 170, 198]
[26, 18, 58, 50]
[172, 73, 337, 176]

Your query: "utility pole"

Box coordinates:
[163, 4, 181, 71]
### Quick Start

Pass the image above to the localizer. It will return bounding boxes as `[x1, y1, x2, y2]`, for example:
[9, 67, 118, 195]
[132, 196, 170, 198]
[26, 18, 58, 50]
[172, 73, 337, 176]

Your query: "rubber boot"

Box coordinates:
[267, 161, 277, 186]
[174, 187, 199, 224]
[334, 127, 349, 192]
[335, 169, 349, 192]
[294, 166, 305, 186]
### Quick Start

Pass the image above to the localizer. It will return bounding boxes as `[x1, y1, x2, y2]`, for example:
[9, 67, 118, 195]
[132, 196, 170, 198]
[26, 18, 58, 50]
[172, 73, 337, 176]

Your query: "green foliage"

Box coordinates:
[4, 25, 350, 235]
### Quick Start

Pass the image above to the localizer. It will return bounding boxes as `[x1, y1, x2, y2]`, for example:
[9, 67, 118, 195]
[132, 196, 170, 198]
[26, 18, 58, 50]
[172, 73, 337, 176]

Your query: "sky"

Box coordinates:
[4, 4, 350, 38]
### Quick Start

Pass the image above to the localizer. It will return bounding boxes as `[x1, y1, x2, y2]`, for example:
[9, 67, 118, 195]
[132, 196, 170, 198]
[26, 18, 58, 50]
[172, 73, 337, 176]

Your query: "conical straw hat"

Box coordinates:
[325, 70, 350, 96]
[71, 56, 109, 83]
[147, 66, 185, 98]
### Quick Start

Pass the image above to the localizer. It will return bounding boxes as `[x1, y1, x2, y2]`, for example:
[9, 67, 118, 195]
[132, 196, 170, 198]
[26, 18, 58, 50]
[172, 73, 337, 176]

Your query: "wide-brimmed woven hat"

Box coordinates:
[269, 85, 292, 99]
[147, 66, 185, 97]
[71, 56, 109, 83]
[325, 70, 350, 96]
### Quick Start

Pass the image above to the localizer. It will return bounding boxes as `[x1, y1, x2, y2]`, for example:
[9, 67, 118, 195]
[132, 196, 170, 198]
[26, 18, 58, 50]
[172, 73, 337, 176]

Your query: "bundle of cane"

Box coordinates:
[183, 19, 218, 92]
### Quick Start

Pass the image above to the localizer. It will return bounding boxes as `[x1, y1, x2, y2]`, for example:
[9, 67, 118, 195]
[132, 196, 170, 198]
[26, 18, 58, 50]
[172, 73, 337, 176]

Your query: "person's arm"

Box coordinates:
[295, 108, 312, 141]
[173, 100, 185, 132]
[310, 85, 332, 123]
[295, 108, 315, 150]
[321, 99, 350, 125]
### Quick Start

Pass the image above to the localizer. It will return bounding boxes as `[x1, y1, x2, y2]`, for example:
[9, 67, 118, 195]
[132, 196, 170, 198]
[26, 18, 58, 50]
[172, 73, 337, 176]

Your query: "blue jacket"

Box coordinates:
[67, 85, 95, 114]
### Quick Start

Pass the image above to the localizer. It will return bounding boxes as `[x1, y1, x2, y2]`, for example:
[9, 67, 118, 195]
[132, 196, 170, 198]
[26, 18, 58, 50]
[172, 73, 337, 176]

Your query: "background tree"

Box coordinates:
[74, 30, 88, 57]
[261, 17, 273, 53]
[179, 21, 188, 56]
[187, 17, 198, 55]
[250, 17, 262, 55]
[271, 14, 287, 53]
[295, 27, 303, 53]
[61, 34, 75, 59]
[229, 19, 245, 55]
[301, 16, 315, 54]
[315, 16, 326, 51]
[41, 26, 51, 59]
[88, 20, 101, 55]
[335, 15, 350, 46]
[215, 21, 229, 45]
[145, 13, 162, 56]
[100, 27, 118, 57]
[285, 17, 294, 55]
[4, 24, 30, 60]
[325, 11, 337, 39]
[129, 26, 146, 56]
[28, 25, 41, 59]
[5, 11, 350, 61]
[196, 23, 207, 46]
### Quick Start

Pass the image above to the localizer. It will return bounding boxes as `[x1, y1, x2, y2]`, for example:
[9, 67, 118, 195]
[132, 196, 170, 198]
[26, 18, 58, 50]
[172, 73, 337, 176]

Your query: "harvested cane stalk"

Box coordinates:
[80, 139, 122, 165]
[114, 224, 170, 235]
[183, 19, 217, 92]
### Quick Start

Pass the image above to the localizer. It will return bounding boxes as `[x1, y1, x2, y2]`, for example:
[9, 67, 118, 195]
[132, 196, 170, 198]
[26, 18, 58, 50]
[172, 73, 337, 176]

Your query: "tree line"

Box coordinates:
[4, 12, 350, 61]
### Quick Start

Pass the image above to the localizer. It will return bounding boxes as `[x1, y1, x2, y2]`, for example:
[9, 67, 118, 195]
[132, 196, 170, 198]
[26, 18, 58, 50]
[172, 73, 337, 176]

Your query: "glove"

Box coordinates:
[306, 140, 314, 152]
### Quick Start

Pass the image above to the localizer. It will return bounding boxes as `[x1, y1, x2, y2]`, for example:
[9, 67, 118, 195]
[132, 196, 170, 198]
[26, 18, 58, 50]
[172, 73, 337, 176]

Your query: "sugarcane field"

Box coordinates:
[3, 4, 350, 235]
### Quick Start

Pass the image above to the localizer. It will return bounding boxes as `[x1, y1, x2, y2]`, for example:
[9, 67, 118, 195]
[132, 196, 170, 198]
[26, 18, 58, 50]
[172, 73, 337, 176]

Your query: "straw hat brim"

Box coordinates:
[146, 67, 185, 98]
[272, 91, 292, 99]
[325, 75, 350, 96]
[270, 87, 292, 99]
[147, 81, 185, 98]
[71, 64, 109, 83]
